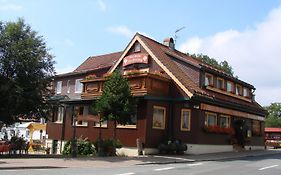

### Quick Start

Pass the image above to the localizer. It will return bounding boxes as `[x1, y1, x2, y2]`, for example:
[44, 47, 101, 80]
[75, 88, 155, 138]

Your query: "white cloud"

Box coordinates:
[0, 3, 23, 11]
[97, 0, 107, 12]
[64, 39, 75, 47]
[107, 26, 134, 38]
[179, 5, 281, 106]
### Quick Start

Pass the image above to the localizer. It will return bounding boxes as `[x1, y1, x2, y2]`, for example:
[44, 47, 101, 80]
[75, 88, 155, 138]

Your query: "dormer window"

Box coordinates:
[134, 42, 141, 52]
[216, 78, 224, 90]
[227, 81, 233, 93]
[243, 87, 249, 97]
[236, 84, 243, 96]
[205, 73, 213, 86]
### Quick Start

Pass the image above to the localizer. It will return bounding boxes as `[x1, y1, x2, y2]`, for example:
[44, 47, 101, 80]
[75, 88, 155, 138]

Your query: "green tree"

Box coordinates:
[189, 53, 235, 76]
[265, 103, 281, 127]
[93, 72, 136, 153]
[0, 19, 55, 124]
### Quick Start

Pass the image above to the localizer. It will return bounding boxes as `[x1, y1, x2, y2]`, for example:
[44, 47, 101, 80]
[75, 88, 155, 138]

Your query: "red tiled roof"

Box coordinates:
[137, 33, 207, 96]
[136, 33, 265, 114]
[265, 128, 281, 133]
[74, 51, 122, 72]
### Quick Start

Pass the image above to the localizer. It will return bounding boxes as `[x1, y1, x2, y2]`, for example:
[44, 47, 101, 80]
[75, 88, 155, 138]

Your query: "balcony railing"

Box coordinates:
[81, 73, 170, 99]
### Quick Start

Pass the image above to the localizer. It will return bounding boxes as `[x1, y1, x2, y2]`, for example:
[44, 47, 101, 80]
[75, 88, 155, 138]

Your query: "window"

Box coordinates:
[181, 109, 191, 131]
[75, 106, 88, 126]
[66, 80, 70, 93]
[134, 42, 141, 52]
[219, 115, 230, 128]
[56, 106, 64, 123]
[94, 120, 108, 128]
[243, 87, 249, 97]
[205, 73, 213, 86]
[75, 79, 83, 93]
[227, 81, 233, 93]
[216, 78, 224, 90]
[152, 106, 166, 129]
[117, 114, 137, 128]
[205, 112, 217, 126]
[56, 81, 62, 94]
[236, 84, 243, 96]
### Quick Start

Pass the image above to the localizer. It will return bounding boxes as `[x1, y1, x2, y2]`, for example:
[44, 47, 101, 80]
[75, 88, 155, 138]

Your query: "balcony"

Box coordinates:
[81, 73, 171, 99]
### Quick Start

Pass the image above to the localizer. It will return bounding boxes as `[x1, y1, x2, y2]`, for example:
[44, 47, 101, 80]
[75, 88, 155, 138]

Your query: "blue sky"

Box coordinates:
[1, 0, 281, 106]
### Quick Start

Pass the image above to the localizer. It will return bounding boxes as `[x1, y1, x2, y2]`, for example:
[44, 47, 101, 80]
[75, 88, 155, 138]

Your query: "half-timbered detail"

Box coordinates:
[47, 33, 266, 155]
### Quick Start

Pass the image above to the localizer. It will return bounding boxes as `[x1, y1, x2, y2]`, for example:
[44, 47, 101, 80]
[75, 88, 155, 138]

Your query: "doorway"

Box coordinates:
[233, 119, 246, 147]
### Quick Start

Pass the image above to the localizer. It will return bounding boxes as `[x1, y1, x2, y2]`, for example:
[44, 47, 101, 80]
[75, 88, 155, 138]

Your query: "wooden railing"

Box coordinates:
[81, 73, 170, 99]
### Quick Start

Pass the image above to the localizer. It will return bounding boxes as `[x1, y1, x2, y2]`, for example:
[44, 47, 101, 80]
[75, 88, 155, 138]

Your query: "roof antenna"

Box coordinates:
[174, 26, 185, 45]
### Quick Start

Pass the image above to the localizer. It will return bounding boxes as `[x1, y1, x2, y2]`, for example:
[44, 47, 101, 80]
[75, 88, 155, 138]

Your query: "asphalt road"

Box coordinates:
[1, 153, 281, 175]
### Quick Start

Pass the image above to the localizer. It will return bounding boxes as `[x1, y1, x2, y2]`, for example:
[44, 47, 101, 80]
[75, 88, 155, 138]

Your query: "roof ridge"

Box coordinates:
[137, 33, 235, 76]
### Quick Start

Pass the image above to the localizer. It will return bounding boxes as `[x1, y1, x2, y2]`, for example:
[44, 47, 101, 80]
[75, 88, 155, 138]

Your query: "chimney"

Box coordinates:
[163, 37, 175, 49]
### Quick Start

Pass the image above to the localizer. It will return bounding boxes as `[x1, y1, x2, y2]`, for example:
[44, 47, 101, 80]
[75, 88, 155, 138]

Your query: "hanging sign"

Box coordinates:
[123, 53, 149, 66]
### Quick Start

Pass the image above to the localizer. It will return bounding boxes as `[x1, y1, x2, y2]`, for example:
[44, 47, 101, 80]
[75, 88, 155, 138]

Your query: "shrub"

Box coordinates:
[94, 139, 122, 156]
[62, 137, 95, 156]
[158, 140, 187, 154]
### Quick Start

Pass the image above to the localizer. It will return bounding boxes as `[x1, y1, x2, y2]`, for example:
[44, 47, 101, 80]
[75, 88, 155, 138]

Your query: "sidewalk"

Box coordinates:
[0, 149, 280, 169]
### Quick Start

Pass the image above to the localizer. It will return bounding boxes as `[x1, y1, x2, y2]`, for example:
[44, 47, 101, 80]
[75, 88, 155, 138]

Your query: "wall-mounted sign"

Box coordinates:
[123, 53, 149, 66]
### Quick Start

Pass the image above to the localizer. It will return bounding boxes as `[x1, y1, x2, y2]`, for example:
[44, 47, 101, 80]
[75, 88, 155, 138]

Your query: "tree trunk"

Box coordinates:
[113, 120, 117, 155]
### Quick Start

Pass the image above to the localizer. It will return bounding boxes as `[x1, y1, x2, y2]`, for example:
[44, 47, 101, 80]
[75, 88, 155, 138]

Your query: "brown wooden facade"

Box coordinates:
[47, 33, 266, 154]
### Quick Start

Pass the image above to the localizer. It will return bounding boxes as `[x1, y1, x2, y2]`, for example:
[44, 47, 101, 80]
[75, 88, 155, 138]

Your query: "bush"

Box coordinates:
[94, 139, 122, 156]
[158, 140, 187, 154]
[62, 137, 95, 156]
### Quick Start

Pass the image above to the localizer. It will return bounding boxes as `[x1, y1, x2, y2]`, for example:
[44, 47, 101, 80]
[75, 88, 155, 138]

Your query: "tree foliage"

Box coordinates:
[93, 71, 136, 155]
[188, 53, 235, 76]
[0, 19, 55, 124]
[93, 72, 136, 138]
[265, 103, 281, 127]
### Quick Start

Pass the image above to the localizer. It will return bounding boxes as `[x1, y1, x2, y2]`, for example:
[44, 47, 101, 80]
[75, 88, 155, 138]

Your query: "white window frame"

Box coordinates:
[205, 73, 213, 86]
[236, 84, 243, 96]
[117, 114, 137, 129]
[75, 79, 83, 93]
[75, 106, 88, 127]
[181, 109, 191, 131]
[216, 77, 224, 90]
[226, 81, 233, 93]
[94, 120, 108, 128]
[134, 42, 141, 52]
[243, 87, 249, 97]
[205, 112, 217, 126]
[56, 81, 62, 94]
[219, 115, 230, 128]
[152, 106, 166, 130]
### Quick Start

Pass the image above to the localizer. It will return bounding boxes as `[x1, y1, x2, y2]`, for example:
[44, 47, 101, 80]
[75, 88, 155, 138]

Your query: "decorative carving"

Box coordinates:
[129, 78, 144, 90]
[86, 83, 99, 93]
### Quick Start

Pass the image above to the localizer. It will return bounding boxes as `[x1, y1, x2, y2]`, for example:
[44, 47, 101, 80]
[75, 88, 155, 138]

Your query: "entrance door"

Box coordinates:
[233, 120, 246, 147]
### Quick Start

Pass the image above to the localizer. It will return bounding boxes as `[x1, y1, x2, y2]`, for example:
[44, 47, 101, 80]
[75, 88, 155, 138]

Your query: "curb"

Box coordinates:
[0, 166, 66, 170]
